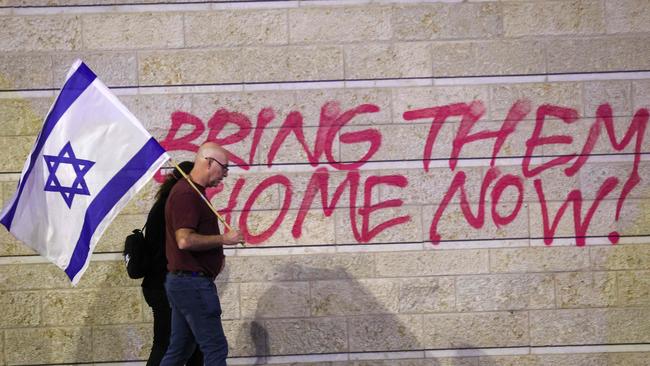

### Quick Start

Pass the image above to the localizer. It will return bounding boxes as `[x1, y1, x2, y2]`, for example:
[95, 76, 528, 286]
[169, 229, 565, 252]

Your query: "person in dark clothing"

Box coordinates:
[142, 161, 203, 366]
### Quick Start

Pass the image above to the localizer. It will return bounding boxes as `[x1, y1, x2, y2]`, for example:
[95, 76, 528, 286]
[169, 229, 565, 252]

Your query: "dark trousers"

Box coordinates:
[143, 287, 204, 366]
[160, 273, 228, 366]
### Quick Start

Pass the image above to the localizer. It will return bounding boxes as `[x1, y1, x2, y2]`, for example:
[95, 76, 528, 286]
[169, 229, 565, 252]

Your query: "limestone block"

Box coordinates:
[0, 97, 52, 136]
[182, 92, 298, 166]
[186, 10, 287, 47]
[0, 291, 39, 327]
[339, 123, 451, 162]
[92, 324, 151, 362]
[280, 363, 335, 366]
[381, 167, 486, 206]
[494, 164, 580, 203]
[618, 270, 650, 306]
[42, 287, 144, 326]
[456, 121, 533, 159]
[393, 3, 500, 40]
[240, 281, 310, 318]
[375, 249, 489, 277]
[224, 253, 375, 283]
[216, 281, 240, 320]
[583, 80, 632, 117]
[398, 276, 455, 313]
[5, 327, 92, 365]
[348, 314, 423, 352]
[457, 273, 555, 311]
[223, 319, 267, 357]
[423, 200, 530, 242]
[240, 208, 336, 246]
[296, 88, 391, 126]
[311, 279, 399, 316]
[139, 49, 244, 85]
[255, 124, 341, 165]
[0, 224, 36, 256]
[334, 360, 477, 366]
[122, 93, 193, 134]
[243, 46, 344, 83]
[265, 317, 348, 354]
[547, 37, 650, 73]
[190, 90, 296, 129]
[432, 40, 545, 77]
[75, 261, 137, 289]
[555, 271, 617, 308]
[607, 352, 650, 365]
[534, 113, 642, 158]
[530, 308, 650, 345]
[528, 199, 617, 240]
[0, 263, 69, 291]
[534, 116, 590, 157]
[392, 85, 490, 123]
[579, 162, 650, 201]
[290, 253, 376, 280]
[431, 41, 474, 78]
[345, 42, 432, 80]
[334, 205, 422, 244]
[0, 135, 36, 172]
[289, 6, 391, 43]
[281, 170, 379, 210]
[615, 199, 650, 236]
[333, 361, 431, 366]
[637, 164, 650, 199]
[429, 358, 479, 366]
[591, 244, 650, 270]
[0, 54, 53, 90]
[52, 52, 137, 88]
[634, 80, 650, 110]
[606, 0, 650, 33]
[503, 0, 605, 36]
[0, 15, 81, 51]
[422, 311, 529, 348]
[95, 213, 146, 252]
[478, 354, 607, 366]
[490, 247, 591, 273]
[82, 13, 183, 50]
[489, 82, 582, 121]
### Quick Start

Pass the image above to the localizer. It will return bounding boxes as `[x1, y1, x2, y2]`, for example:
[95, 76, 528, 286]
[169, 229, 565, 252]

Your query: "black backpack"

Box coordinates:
[123, 226, 150, 279]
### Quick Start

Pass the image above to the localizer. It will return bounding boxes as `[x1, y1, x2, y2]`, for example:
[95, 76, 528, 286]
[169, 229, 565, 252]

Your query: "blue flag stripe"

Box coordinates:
[0, 63, 96, 230]
[64, 138, 166, 281]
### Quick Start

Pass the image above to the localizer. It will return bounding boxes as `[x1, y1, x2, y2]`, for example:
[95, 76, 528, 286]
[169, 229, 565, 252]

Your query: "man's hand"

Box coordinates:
[223, 228, 244, 246]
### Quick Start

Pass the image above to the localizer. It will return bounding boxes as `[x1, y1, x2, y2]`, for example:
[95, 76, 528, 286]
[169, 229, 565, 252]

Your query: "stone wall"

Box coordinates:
[1, 0, 650, 365]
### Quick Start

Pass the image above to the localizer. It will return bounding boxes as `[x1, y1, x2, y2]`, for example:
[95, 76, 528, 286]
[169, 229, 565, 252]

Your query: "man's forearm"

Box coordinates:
[177, 232, 237, 251]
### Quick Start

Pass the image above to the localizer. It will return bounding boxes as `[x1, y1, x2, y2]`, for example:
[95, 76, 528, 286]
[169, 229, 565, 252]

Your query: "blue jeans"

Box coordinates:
[160, 273, 228, 366]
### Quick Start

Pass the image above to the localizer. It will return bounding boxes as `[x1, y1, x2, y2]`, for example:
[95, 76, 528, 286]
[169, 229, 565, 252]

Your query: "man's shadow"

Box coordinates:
[231, 264, 483, 365]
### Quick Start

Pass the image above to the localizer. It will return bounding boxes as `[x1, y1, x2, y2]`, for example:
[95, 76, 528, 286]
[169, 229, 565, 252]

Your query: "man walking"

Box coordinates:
[160, 142, 243, 366]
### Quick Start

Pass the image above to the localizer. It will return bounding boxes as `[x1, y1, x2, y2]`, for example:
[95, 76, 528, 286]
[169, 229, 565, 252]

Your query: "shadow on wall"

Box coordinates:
[228, 264, 484, 366]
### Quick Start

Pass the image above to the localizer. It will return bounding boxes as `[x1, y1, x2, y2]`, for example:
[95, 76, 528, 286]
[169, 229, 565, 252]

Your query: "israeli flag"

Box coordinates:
[0, 60, 169, 285]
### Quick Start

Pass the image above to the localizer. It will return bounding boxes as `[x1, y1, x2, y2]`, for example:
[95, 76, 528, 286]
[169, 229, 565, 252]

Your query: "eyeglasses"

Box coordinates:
[205, 157, 229, 171]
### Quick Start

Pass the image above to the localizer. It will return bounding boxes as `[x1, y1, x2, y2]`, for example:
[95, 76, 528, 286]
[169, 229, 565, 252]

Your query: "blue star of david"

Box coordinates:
[43, 142, 95, 208]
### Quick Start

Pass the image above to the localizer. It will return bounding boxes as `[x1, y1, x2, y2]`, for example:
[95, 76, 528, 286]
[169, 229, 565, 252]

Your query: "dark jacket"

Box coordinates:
[142, 197, 168, 289]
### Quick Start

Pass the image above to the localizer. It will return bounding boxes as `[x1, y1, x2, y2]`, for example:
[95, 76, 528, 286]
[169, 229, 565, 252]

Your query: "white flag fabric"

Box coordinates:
[0, 60, 169, 285]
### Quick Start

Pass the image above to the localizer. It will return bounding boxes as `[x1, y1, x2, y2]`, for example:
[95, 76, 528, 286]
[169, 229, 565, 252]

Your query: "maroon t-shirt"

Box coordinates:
[165, 178, 224, 278]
